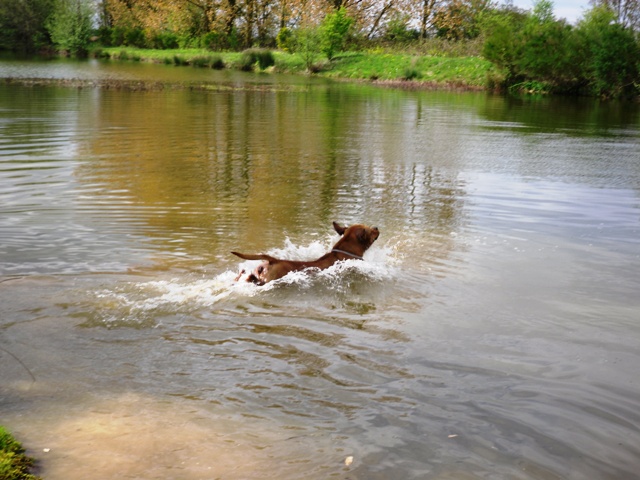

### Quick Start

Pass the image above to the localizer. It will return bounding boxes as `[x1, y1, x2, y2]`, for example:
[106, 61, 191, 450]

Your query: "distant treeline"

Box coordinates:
[0, 0, 639, 97]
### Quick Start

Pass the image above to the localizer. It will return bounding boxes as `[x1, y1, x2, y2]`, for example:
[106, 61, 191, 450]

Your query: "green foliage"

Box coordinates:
[173, 55, 189, 66]
[384, 15, 419, 43]
[292, 28, 322, 71]
[0, 0, 54, 52]
[276, 27, 295, 52]
[239, 48, 275, 71]
[402, 67, 422, 80]
[190, 54, 225, 69]
[517, 1, 576, 86]
[150, 31, 180, 50]
[46, 0, 93, 56]
[481, 0, 640, 97]
[480, 7, 528, 82]
[319, 7, 353, 60]
[200, 28, 240, 50]
[508, 80, 551, 95]
[574, 6, 640, 97]
[0, 426, 41, 480]
[109, 27, 147, 48]
[201, 31, 227, 51]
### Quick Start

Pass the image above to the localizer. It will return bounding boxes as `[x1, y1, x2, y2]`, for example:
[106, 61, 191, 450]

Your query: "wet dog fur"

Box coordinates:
[232, 222, 380, 285]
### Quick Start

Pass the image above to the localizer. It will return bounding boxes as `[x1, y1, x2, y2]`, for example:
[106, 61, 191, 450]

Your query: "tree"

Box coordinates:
[576, 5, 640, 96]
[0, 0, 54, 52]
[319, 6, 352, 60]
[47, 0, 94, 56]
[293, 27, 322, 70]
[480, 5, 528, 81]
[589, 0, 640, 30]
[418, 0, 439, 38]
[516, 0, 576, 85]
[433, 0, 494, 39]
[482, 1, 578, 89]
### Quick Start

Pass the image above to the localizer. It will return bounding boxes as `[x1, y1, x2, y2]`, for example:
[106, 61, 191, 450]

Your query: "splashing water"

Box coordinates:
[91, 237, 397, 326]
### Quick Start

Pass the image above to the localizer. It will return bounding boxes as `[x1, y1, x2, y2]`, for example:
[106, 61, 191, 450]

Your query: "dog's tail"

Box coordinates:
[231, 252, 278, 264]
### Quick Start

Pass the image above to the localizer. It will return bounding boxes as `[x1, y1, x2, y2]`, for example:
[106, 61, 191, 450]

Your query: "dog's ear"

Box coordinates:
[333, 222, 347, 235]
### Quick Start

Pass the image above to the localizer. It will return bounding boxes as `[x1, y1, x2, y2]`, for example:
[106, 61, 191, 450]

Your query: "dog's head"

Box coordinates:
[333, 222, 380, 253]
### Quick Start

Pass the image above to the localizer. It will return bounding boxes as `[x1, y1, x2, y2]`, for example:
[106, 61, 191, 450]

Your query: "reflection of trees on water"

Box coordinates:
[75, 86, 468, 263]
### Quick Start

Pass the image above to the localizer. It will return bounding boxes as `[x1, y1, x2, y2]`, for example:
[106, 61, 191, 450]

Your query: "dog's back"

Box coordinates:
[233, 222, 379, 285]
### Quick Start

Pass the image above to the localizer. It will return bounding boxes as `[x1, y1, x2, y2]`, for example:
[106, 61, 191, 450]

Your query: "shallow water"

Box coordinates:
[1, 59, 640, 479]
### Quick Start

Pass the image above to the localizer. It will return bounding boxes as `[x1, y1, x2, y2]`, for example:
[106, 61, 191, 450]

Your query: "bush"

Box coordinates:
[201, 31, 225, 50]
[201, 29, 240, 51]
[0, 0, 52, 53]
[384, 15, 419, 43]
[276, 27, 295, 52]
[110, 26, 126, 46]
[95, 26, 113, 47]
[239, 48, 275, 71]
[190, 55, 225, 69]
[482, 1, 640, 97]
[46, 0, 94, 56]
[292, 27, 322, 71]
[319, 7, 353, 60]
[402, 67, 421, 80]
[173, 55, 188, 66]
[482, 1, 577, 91]
[150, 31, 179, 49]
[124, 28, 146, 48]
[575, 6, 640, 97]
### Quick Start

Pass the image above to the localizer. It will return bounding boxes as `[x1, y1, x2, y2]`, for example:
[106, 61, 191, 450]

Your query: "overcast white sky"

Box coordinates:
[509, 0, 591, 23]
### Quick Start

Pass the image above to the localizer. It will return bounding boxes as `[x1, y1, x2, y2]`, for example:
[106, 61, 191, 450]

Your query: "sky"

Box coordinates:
[509, 0, 591, 23]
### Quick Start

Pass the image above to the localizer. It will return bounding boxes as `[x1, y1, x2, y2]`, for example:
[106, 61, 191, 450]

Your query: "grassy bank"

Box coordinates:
[96, 47, 500, 90]
[0, 426, 41, 480]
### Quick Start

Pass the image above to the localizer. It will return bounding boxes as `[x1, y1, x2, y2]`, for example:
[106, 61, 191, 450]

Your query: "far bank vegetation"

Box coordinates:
[0, 0, 639, 97]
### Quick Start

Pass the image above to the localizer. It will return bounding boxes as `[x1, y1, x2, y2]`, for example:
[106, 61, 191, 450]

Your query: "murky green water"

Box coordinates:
[1, 58, 640, 479]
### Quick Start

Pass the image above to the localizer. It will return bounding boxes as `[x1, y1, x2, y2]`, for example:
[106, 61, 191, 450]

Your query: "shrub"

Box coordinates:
[0, 0, 51, 53]
[110, 26, 126, 46]
[173, 55, 188, 66]
[574, 6, 640, 97]
[95, 27, 113, 47]
[211, 56, 225, 69]
[151, 31, 179, 49]
[481, 0, 580, 91]
[276, 27, 295, 52]
[201, 29, 240, 51]
[190, 55, 225, 69]
[45, 0, 93, 56]
[384, 15, 419, 43]
[292, 27, 322, 71]
[402, 67, 421, 80]
[239, 48, 275, 71]
[124, 28, 146, 48]
[115, 50, 129, 61]
[201, 31, 225, 50]
[319, 7, 353, 60]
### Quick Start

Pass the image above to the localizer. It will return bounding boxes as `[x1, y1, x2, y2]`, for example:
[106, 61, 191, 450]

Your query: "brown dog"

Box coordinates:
[232, 222, 380, 285]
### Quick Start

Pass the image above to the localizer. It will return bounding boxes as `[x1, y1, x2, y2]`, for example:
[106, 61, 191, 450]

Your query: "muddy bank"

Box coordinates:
[1, 75, 487, 93]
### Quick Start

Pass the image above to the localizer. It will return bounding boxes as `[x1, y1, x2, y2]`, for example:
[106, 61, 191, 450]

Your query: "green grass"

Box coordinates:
[327, 51, 495, 86]
[97, 47, 501, 89]
[0, 426, 41, 480]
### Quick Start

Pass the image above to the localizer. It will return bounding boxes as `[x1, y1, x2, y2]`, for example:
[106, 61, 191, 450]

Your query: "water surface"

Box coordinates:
[1, 59, 639, 479]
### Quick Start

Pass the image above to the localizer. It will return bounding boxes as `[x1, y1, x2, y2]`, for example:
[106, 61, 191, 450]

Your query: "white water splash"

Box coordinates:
[93, 237, 397, 324]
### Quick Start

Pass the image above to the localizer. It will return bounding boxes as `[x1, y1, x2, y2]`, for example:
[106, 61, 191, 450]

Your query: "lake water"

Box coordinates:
[1, 58, 639, 479]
